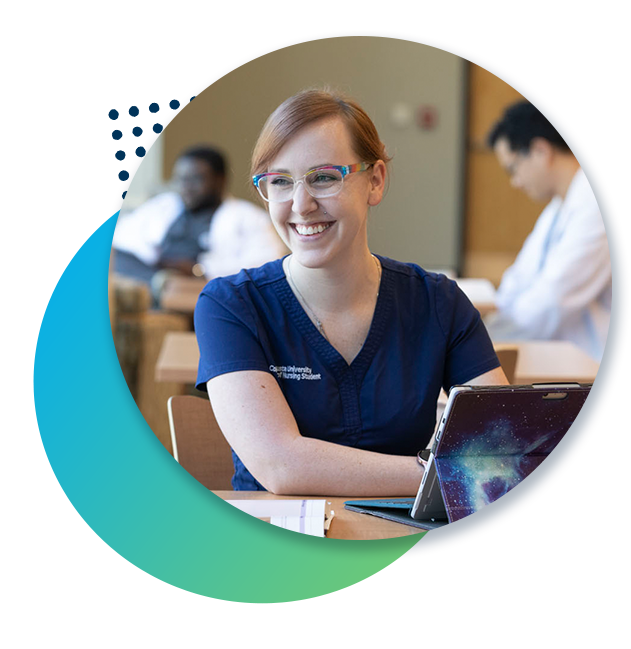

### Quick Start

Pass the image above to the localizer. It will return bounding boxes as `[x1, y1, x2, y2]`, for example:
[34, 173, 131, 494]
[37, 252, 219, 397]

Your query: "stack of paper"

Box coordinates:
[226, 499, 327, 537]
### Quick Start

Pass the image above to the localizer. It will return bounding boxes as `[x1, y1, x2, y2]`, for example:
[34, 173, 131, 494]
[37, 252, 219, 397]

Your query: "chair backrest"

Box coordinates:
[493, 344, 519, 384]
[167, 395, 234, 490]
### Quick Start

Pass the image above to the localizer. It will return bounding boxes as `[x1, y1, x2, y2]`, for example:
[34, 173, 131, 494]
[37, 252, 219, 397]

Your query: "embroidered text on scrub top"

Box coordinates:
[269, 365, 322, 380]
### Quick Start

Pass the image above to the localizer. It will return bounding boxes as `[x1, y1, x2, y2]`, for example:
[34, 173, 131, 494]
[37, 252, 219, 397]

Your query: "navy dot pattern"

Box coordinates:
[107, 99, 173, 187]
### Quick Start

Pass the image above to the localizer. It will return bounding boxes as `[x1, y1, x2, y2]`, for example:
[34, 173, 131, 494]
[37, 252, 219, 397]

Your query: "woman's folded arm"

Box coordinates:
[207, 370, 423, 496]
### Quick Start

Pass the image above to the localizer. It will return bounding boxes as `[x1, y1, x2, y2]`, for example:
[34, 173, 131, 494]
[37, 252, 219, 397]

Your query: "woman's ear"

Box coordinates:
[368, 160, 387, 206]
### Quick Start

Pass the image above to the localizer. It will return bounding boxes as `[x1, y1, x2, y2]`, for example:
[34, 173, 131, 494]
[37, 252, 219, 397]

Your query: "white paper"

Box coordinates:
[226, 499, 326, 537]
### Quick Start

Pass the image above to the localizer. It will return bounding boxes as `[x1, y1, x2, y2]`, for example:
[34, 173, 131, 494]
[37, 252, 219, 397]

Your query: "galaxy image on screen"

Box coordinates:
[436, 389, 607, 534]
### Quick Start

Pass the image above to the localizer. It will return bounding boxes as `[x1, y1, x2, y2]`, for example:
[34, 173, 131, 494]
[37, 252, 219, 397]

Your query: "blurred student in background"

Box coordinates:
[112, 145, 287, 297]
[485, 101, 611, 361]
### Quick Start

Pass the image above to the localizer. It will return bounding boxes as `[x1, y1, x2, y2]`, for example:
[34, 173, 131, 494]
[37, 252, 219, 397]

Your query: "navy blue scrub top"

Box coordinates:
[195, 255, 500, 490]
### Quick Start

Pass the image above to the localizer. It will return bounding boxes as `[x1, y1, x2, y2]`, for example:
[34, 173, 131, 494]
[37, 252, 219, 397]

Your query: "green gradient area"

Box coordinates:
[33, 215, 422, 602]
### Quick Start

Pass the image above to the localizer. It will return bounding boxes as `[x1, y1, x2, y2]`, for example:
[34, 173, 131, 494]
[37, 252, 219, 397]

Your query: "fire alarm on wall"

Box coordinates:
[417, 105, 439, 131]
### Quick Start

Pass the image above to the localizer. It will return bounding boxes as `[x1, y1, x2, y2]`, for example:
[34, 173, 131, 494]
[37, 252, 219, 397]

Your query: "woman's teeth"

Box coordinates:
[295, 223, 332, 236]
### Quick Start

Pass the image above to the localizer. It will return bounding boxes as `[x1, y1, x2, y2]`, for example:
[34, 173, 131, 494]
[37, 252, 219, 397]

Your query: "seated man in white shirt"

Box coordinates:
[113, 145, 287, 294]
[484, 101, 611, 361]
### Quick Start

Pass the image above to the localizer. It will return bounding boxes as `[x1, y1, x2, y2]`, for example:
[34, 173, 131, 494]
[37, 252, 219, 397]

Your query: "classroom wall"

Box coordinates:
[122, 40, 544, 282]
[160, 37, 467, 272]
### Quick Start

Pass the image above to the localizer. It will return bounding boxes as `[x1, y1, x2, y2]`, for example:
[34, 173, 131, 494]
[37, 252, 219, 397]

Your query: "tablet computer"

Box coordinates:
[349, 383, 608, 534]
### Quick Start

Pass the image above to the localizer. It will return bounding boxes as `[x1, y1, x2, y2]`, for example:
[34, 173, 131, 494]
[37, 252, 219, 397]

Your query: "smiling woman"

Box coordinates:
[193, 89, 507, 497]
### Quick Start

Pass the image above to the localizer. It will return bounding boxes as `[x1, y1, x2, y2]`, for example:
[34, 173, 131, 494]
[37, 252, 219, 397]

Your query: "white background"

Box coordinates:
[0, 0, 631, 649]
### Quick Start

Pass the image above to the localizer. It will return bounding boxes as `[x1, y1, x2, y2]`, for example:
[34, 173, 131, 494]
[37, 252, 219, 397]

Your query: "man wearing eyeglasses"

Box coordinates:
[484, 101, 611, 362]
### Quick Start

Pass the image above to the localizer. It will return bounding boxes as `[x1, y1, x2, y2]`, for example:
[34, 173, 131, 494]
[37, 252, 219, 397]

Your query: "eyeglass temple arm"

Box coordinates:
[340, 162, 372, 176]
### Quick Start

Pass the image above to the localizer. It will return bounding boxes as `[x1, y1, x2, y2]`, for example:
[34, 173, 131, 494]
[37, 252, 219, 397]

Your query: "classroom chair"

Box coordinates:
[167, 395, 234, 490]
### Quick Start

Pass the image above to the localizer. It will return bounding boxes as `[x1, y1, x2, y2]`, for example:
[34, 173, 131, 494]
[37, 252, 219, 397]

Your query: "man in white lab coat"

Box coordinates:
[485, 101, 611, 361]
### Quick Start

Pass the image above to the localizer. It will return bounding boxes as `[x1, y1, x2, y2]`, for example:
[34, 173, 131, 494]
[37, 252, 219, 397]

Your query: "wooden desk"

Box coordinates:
[155, 331, 200, 383]
[501, 340, 599, 385]
[213, 491, 422, 540]
[455, 277, 497, 316]
[160, 276, 207, 314]
[156, 332, 599, 386]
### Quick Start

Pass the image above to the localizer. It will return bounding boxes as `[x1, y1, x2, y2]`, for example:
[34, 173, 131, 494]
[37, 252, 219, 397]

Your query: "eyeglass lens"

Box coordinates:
[258, 168, 344, 202]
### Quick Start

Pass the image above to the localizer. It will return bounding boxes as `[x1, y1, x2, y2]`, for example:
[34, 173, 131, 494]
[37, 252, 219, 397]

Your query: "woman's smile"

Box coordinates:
[290, 220, 336, 239]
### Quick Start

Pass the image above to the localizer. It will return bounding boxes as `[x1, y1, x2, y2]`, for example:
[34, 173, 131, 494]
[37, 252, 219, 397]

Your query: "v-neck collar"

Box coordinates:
[276, 255, 392, 383]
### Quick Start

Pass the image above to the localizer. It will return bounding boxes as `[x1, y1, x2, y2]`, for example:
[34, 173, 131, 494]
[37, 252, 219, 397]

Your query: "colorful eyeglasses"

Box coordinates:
[252, 162, 372, 203]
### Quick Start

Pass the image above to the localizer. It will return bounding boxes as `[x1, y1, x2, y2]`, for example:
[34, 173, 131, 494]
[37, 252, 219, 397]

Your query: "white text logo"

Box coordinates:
[269, 365, 322, 381]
